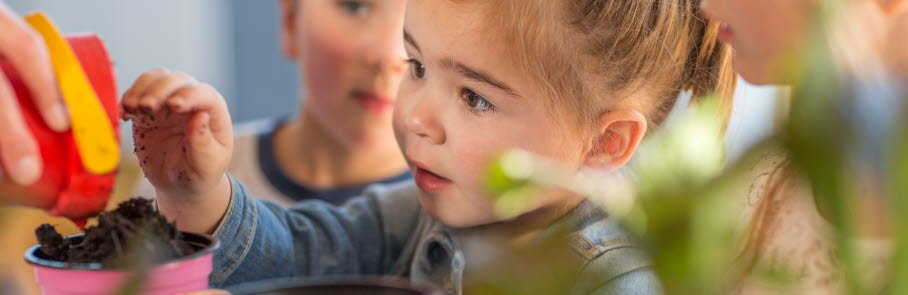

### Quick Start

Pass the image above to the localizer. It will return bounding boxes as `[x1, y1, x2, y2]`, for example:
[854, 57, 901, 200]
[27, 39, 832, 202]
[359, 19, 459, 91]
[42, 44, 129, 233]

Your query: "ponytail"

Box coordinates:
[682, 17, 737, 130]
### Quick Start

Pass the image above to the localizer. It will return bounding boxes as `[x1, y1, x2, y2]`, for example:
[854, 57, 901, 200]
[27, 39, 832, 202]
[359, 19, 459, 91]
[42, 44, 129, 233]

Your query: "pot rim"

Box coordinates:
[228, 276, 443, 295]
[24, 231, 219, 271]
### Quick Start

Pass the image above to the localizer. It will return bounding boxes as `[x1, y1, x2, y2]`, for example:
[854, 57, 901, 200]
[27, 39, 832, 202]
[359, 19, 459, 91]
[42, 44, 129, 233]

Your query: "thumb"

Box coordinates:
[185, 111, 219, 170]
[184, 111, 231, 183]
[186, 111, 213, 148]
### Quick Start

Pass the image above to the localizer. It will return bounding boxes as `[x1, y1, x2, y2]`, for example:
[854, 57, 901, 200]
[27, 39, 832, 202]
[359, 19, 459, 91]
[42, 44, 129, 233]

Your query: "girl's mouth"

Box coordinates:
[411, 161, 453, 193]
[353, 91, 394, 114]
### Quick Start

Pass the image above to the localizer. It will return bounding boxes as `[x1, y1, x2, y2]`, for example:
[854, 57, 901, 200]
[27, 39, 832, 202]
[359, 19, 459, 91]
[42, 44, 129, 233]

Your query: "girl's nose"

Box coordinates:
[405, 96, 445, 145]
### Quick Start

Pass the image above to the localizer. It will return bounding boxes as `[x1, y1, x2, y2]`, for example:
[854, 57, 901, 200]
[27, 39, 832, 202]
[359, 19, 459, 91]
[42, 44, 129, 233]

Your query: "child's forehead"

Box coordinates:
[405, 0, 540, 92]
[406, 0, 596, 127]
[405, 0, 487, 39]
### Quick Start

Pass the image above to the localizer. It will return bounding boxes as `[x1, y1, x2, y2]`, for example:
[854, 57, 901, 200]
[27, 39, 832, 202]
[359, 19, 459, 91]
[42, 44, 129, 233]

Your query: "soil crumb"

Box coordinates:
[35, 198, 195, 268]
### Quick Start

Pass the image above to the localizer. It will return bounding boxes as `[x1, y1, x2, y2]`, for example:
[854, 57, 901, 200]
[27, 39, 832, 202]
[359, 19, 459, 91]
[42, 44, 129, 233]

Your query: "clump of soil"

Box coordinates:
[35, 198, 195, 268]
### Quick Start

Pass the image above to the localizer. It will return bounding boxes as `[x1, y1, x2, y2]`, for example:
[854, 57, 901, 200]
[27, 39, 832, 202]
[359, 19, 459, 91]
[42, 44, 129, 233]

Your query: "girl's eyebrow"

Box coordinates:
[440, 57, 522, 99]
[404, 30, 420, 53]
[404, 28, 522, 99]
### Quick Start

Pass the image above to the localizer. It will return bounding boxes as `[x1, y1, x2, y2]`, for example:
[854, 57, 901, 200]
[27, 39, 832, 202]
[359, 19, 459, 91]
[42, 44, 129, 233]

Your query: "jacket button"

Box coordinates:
[426, 240, 448, 264]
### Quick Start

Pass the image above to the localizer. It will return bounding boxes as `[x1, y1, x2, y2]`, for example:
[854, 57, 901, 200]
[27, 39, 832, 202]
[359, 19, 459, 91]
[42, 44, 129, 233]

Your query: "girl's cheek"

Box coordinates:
[302, 24, 356, 104]
[451, 133, 500, 196]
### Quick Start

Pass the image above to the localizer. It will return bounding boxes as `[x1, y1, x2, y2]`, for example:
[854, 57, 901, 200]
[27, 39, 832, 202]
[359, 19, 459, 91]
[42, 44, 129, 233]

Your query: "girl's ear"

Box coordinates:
[279, 0, 300, 59]
[583, 109, 647, 171]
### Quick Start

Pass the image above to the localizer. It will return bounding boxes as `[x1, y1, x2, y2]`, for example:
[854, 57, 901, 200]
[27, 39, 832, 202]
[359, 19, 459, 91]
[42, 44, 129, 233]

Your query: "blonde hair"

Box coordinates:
[459, 0, 736, 131]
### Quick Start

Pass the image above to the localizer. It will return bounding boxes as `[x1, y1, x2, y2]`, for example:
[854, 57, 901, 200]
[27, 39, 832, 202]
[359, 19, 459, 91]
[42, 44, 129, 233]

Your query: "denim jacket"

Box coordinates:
[212, 175, 662, 294]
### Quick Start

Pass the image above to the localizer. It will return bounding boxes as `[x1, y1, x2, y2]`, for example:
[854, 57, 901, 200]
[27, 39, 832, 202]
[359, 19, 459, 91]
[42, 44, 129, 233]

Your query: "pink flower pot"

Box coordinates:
[25, 232, 219, 295]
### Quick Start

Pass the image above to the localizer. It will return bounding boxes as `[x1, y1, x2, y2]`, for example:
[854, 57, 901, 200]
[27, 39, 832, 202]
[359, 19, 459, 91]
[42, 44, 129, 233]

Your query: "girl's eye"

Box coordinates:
[337, 0, 370, 16]
[460, 88, 495, 112]
[406, 58, 427, 80]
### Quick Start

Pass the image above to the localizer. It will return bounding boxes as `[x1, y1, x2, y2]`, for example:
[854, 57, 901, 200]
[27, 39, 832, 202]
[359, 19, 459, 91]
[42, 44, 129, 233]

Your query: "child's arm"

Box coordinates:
[211, 177, 422, 288]
[121, 68, 233, 234]
[122, 69, 423, 288]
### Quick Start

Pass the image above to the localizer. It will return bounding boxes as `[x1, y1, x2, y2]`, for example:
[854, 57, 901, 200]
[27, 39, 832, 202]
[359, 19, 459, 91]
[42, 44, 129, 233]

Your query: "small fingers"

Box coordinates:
[164, 83, 219, 113]
[121, 67, 171, 116]
[136, 71, 196, 113]
[166, 83, 232, 146]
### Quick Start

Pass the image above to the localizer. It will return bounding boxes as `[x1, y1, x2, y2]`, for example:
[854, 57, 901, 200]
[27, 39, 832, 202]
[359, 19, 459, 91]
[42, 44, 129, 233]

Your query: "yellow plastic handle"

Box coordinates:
[25, 12, 119, 174]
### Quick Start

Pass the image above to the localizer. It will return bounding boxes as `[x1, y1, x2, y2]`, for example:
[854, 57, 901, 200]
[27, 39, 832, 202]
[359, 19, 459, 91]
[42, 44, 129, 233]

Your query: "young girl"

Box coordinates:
[235, 0, 410, 206]
[700, 0, 906, 293]
[133, 0, 411, 207]
[124, 0, 733, 293]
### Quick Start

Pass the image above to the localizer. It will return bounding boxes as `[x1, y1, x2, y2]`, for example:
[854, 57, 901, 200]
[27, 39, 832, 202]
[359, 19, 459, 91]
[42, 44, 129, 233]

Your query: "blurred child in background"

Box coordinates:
[135, 0, 411, 207]
[233, 0, 411, 206]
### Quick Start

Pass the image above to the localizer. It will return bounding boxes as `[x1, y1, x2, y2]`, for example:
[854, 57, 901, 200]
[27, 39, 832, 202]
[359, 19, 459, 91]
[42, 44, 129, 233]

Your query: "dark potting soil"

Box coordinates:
[35, 198, 195, 268]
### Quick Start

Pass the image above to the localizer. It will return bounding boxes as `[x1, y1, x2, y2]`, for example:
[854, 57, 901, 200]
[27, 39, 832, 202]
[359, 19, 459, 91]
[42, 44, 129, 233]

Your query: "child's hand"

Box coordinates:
[121, 68, 233, 233]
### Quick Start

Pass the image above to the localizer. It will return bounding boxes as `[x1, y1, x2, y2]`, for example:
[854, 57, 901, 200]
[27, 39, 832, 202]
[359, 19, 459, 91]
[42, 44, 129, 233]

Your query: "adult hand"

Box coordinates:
[0, 2, 69, 185]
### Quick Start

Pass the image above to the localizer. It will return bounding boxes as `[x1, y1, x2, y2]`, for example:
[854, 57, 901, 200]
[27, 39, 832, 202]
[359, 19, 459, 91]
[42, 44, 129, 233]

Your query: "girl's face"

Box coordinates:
[700, 0, 818, 85]
[282, 0, 407, 150]
[393, 0, 589, 227]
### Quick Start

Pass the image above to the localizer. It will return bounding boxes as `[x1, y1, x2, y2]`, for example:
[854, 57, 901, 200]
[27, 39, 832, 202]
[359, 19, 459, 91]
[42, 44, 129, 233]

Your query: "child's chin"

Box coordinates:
[435, 215, 492, 229]
[416, 193, 495, 228]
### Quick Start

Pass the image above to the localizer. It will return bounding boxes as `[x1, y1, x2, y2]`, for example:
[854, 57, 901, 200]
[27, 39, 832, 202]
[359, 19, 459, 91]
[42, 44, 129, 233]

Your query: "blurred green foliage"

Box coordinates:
[482, 0, 905, 292]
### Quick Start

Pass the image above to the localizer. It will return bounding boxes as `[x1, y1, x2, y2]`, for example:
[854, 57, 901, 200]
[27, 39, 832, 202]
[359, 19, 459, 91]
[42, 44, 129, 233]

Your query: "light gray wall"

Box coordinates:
[230, 0, 300, 122]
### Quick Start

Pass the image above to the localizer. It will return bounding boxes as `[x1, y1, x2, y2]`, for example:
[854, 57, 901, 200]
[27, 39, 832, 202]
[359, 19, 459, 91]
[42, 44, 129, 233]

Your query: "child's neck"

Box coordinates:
[474, 193, 586, 247]
[271, 105, 408, 190]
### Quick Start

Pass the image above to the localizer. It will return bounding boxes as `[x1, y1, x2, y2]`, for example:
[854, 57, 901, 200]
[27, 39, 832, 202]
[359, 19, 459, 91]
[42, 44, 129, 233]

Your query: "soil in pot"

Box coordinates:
[34, 198, 194, 269]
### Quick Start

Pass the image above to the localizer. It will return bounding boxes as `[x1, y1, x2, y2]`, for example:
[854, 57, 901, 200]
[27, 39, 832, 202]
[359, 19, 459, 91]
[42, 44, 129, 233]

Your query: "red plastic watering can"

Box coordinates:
[0, 12, 119, 227]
